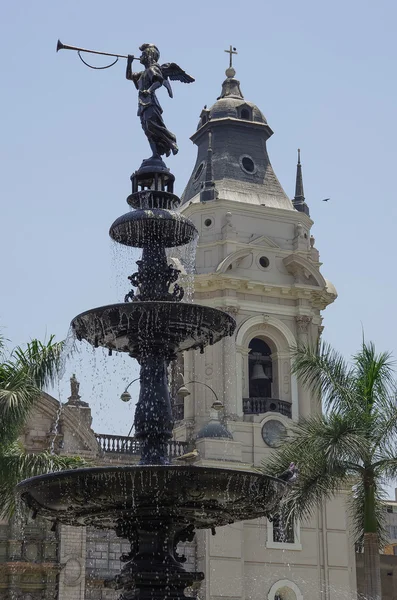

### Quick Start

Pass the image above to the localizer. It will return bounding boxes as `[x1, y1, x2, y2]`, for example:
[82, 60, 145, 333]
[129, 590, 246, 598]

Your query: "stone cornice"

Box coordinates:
[180, 198, 313, 228]
[191, 117, 271, 144]
[194, 274, 336, 309]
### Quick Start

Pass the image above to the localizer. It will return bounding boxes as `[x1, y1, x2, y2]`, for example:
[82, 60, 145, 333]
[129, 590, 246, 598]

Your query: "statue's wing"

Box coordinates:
[161, 63, 195, 84]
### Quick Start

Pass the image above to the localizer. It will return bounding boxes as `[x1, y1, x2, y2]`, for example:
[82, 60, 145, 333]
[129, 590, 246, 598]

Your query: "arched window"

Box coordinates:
[238, 104, 253, 120]
[248, 338, 272, 399]
[268, 580, 303, 600]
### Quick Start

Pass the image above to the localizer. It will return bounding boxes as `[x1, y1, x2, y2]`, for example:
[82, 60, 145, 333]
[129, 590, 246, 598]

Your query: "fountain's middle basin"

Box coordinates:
[18, 465, 285, 530]
[71, 302, 236, 357]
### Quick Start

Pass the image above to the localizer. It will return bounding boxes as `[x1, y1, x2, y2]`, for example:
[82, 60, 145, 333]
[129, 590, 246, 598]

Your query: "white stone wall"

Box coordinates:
[177, 194, 356, 600]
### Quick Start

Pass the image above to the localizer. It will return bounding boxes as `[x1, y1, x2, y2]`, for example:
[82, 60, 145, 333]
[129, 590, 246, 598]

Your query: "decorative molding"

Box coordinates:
[223, 306, 239, 317]
[283, 254, 326, 288]
[193, 274, 337, 310]
[215, 249, 252, 274]
[248, 234, 280, 249]
[236, 315, 296, 350]
[295, 315, 312, 334]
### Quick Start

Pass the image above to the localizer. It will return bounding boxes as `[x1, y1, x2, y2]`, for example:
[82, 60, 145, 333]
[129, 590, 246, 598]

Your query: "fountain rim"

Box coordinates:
[17, 463, 284, 490]
[71, 301, 237, 326]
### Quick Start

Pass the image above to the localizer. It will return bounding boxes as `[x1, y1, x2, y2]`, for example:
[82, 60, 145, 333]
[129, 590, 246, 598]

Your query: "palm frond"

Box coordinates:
[372, 455, 397, 481]
[261, 414, 366, 522]
[292, 342, 355, 412]
[0, 443, 87, 519]
[370, 397, 397, 448]
[12, 336, 65, 390]
[0, 363, 39, 445]
[353, 341, 395, 413]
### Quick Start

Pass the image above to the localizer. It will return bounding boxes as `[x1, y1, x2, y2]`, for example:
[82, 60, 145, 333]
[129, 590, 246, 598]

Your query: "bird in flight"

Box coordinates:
[322, 198, 331, 202]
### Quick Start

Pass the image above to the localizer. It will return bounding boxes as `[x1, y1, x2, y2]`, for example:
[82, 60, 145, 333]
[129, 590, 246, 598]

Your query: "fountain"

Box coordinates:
[17, 41, 286, 599]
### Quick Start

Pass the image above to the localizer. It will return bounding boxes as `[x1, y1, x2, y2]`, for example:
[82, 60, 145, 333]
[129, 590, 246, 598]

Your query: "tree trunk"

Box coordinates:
[363, 482, 381, 600]
[363, 532, 381, 600]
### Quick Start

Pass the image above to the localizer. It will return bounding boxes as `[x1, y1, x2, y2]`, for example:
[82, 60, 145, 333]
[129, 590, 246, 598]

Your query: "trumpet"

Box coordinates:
[56, 39, 136, 67]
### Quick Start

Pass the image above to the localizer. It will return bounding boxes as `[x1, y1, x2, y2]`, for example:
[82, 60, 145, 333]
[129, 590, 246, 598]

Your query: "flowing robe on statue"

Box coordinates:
[132, 64, 178, 157]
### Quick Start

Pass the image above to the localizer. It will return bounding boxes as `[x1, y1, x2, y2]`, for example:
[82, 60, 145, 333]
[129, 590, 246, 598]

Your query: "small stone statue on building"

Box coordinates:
[66, 373, 89, 408]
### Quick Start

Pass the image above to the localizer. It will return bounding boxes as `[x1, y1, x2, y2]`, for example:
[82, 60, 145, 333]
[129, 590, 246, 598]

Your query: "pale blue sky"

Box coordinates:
[1, 1, 397, 446]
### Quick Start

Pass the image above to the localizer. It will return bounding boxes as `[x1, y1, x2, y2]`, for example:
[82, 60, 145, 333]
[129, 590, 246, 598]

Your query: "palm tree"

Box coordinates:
[262, 340, 397, 600]
[0, 333, 85, 519]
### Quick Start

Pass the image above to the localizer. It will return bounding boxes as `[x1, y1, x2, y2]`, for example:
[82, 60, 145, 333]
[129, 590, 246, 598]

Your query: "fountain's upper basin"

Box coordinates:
[18, 465, 285, 530]
[110, 209, 197, 248]
[71, 302, 235, 357]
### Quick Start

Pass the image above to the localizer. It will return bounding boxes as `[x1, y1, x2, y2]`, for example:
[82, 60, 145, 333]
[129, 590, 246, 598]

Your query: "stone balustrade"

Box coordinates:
[95, 433, 188, 458]
[242, 397, 292, 418]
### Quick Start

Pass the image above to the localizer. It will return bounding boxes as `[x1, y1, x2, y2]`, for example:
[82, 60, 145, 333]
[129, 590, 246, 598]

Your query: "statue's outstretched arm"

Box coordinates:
[126, 55, 140, 88]
[126, 55, 134, 80]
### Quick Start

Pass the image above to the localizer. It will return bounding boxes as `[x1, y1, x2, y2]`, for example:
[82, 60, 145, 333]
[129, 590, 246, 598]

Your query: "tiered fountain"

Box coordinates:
[18, 42, 286, 599]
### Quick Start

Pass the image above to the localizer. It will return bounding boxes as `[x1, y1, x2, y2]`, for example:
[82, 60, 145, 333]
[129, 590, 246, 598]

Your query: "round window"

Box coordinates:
[259, 256, 270, 269]
[241, 156, 255, 173]
[194, 162, 205, 181]
[204, 218, 212, 227]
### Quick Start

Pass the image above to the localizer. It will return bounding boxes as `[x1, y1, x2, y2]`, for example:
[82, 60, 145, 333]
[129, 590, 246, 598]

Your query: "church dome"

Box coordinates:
[181, 63, 294, 211]
[206, 97, 268, 125]
[196, 419, 233, 440]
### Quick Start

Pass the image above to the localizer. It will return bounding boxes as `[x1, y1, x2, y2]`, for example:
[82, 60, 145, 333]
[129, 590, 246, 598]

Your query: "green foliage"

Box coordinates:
[0, 333, 86, 519]
[261, 340, 397, 546]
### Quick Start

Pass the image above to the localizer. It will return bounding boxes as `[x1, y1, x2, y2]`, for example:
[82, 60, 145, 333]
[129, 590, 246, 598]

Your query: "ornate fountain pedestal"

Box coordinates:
[18, 163, 285, 600]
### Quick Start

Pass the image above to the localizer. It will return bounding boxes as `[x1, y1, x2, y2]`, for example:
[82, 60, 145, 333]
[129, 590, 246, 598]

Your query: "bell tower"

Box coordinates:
[174, 52, 357, 600]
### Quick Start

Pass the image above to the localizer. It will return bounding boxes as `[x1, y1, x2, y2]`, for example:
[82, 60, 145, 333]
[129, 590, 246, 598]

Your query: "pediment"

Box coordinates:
[283, 254, 326, 288]
[249, 235, 280, 249]
[216, 249, 253, 273]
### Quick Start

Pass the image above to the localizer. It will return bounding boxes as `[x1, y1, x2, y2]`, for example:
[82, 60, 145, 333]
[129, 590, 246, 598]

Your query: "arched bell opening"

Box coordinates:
[242, 334, 291, 418]
[248, 338, 273, 399]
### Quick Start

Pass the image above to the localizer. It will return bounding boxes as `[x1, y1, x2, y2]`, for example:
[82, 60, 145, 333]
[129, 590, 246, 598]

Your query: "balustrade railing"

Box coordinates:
[242, 397, 292, 418]
[95, 433, 188, 457]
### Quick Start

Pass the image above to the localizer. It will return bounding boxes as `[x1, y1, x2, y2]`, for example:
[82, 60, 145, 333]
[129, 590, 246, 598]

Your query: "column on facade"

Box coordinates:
[57, 524, 87, 600]
[222, 307, 239, 419]
[294, 316, 313, 419]
[236, 344, 249, 417]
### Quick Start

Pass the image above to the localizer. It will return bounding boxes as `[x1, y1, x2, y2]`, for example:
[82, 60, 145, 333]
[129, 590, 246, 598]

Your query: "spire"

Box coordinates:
[293, 149, 310, 216]
[200, 130, 218, 202]
[218, 45, 243, 100]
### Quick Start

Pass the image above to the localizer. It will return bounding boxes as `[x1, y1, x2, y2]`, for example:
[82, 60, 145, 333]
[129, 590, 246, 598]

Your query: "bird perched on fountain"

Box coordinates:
[176, 448, 200, 463]
[278, 462, 299, 483]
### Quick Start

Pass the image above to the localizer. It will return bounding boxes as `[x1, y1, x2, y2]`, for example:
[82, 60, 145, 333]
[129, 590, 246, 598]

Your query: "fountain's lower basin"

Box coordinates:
[18, 465, 284, 529]
[71, 302, 236, 357]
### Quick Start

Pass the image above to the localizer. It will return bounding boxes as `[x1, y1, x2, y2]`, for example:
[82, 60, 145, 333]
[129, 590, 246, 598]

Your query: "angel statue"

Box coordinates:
[126, 43, 194, 163]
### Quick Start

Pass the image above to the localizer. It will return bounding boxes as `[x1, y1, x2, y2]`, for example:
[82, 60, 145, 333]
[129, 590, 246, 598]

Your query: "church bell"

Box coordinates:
[251, 362, 269, 380]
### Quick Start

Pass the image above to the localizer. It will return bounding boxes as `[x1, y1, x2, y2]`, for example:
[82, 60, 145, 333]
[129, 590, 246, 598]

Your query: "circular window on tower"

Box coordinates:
[239, 154, 257, 175]
[193, 161, 205, 182]
[259, 256, 270, 269]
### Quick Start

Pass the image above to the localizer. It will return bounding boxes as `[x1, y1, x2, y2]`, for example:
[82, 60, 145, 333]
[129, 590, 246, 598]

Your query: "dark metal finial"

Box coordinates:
[224, 45, 238, 69]
[201, 130, 217, 202]
[224, 45, 238, 79]
[293, 149, 310, 216]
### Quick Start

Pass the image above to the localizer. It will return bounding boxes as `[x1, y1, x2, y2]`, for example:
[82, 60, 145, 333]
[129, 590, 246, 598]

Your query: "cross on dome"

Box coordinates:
[224, 45, 237, 78]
